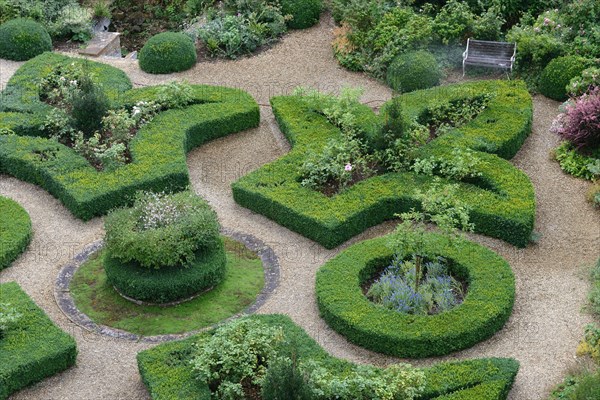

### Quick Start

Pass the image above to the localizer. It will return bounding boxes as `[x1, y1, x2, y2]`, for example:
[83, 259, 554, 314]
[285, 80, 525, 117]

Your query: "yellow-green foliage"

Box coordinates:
[0, 197, 31, 269]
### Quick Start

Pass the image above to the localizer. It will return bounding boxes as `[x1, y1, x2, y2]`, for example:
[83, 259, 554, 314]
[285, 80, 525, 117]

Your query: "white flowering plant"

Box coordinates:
[104, 191, 221, 269]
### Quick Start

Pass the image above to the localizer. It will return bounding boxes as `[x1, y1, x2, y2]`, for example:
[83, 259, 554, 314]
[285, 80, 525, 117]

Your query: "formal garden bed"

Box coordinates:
[0, 282, 77, 400]
[0, 1, 599, 399]
[0, 196, 31, 270]
[233, 80, 535, 248]
[137, 314, 519, 400]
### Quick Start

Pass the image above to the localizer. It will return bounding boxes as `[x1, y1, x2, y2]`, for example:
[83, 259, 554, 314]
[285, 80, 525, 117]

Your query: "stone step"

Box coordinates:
[79, 31, 121, 58]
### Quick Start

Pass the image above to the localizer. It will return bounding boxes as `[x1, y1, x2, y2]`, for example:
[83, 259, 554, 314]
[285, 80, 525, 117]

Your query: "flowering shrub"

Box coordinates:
[412, 148, 484, 181]
[38, 67, 194, 170]
[551, 88, 600, 151]
[198, 0, 287, 59]
[189, 317, 426, 400]
[569, 68, 600, 96]
[191, 319, 285, 400]
[104, 191, 221, 269]
[367, 257, 463, 315]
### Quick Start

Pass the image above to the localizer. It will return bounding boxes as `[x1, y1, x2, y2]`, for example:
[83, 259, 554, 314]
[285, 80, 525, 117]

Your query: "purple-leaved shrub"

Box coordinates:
[552, 87, 600, 152]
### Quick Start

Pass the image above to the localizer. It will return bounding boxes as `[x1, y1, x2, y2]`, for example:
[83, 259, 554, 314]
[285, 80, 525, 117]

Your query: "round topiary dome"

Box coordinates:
[280, 0, 323, 29]
[539, 55, 594, 101]
[0, 19, 52, 61]
[386, 50, 442, 93]
[138, 32, 197, 74]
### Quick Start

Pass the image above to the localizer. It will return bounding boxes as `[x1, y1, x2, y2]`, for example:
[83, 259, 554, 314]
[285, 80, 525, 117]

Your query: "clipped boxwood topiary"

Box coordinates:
[0, 196, 32, 270]
[0, 19, 52, 61]
[386, 50, 442, 93]
[0, 282, 77, 400]
[316, 233, 515, 358]
[138, 32, 197, 74]
[539, 56, 594, 101]
[104, 191, 226, 303]
[104, 239, 227, 304]
[280, 0, 322, 29]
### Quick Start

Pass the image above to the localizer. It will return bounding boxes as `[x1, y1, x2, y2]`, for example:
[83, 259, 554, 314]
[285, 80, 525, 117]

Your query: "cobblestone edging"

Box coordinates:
[54, 228, 280, 343]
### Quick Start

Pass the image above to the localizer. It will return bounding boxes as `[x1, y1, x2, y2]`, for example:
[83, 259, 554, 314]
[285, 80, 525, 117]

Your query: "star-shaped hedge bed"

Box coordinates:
[0, 53, 259, 219]
[233, 80, 534, 248]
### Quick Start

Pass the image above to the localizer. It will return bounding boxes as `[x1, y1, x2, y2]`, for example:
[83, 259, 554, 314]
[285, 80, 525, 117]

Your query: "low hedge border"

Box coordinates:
[316, 233, 515, 358]
[0, 196, 32, 269]
[0, 53, 260, 220]
[232, 80, 535, 249]
[137, 314, 519, 400]
[0, 282, 77, 400]
[104, 239, 227, 304]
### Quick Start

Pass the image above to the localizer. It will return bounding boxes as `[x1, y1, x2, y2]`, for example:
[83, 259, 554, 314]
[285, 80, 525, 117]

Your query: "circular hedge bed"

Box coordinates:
[70, 237, 265, 336]
[0, 196, 32, 270]
[104, 240, 227, 304]
[138, 32, 197, 74]
[316, 233, 515, 358]
[0, 19, 52, 61]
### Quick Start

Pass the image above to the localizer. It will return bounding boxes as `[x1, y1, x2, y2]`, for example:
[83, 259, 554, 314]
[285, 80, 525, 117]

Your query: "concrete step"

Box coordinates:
[79, 31, 121, 58]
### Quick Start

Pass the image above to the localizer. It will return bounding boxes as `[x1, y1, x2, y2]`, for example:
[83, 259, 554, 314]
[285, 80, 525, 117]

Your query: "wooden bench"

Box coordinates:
[462, 39, 516, 76]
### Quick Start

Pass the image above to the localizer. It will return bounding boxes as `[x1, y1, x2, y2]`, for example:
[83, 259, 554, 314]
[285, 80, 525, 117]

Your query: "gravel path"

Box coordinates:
[1, 14, 599, 400]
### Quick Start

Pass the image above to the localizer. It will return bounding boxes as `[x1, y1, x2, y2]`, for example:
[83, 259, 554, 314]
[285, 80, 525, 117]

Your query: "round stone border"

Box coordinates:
[54, 227, 280, 343]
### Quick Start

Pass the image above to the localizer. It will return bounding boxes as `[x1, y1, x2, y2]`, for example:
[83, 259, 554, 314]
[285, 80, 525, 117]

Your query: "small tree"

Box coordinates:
[390, 179, 474, 290]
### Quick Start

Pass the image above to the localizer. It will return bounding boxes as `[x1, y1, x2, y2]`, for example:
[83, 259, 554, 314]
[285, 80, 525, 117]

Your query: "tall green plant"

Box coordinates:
[390, 180, 474, 290]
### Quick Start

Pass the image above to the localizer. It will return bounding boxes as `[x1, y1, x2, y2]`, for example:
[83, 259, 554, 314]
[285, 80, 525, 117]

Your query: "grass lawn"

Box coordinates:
[70, 237, 264, 336]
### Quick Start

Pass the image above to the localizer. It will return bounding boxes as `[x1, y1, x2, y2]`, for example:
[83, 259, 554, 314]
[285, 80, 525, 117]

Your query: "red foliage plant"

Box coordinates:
[551, 87, 600, 152]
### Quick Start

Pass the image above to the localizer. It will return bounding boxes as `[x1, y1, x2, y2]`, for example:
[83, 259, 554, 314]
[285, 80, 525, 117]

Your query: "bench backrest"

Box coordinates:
[467, 39, 515, 60]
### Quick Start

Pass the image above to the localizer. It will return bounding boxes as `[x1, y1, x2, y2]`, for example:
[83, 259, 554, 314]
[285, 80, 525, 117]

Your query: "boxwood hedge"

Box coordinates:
[316, 233, 515, 358]
[0, 19, 52, 61]
[232, 80, 534, 249]
[104, 239, 227, 304]
[0, 196, 32, 270]
[0, 282, 77, 400]
[0, 53, 260, 220]
[137, 314, 519, 400]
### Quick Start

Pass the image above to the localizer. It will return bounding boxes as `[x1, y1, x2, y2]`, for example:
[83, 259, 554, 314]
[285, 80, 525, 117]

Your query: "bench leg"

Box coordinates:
[462, 60, 466, 77]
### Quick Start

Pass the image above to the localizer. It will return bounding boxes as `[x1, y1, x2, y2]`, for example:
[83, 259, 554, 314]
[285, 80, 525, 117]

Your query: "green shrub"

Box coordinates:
[71, 73, 110, 137]
[105, 191, 221, 269]
[280, 0, 322, 29]
[233, 80, 535, 249]
[138, 32, 197, 74]
[0, 19, 51, 61]
[104, 239, 227, 303]
[137, 314, 520, 400]
[539, 56, 594, 101]
[0, 282, 77, 400]
[553, 141, 600, 181]
[0, 53, 259, 220]
[316, 233, 515, 358]
[386, 50, 441, 93]
[0, 196, 31, 270]
[262, 356, 313, 400]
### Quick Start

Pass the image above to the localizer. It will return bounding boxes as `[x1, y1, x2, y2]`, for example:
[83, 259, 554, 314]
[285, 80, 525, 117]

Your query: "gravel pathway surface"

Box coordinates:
[1, 14, 599, 400]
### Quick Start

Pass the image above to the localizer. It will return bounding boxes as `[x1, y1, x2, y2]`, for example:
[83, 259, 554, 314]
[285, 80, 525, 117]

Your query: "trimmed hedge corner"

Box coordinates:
[138, 32, 197, 74]
[539, 56, 594, 101]
[387, 50, 442, 93]
[280, 0, 322, 29]
[232, 80, 535, 249]
[316, 233, 515, 358]
[0, 53, 259, 220]
[0, 282, 77, 400]
[0, 196, 32, 270]
[0, 19, 52, 61]
[137, 314, 519, 400]
[104, 239, 227, 304]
